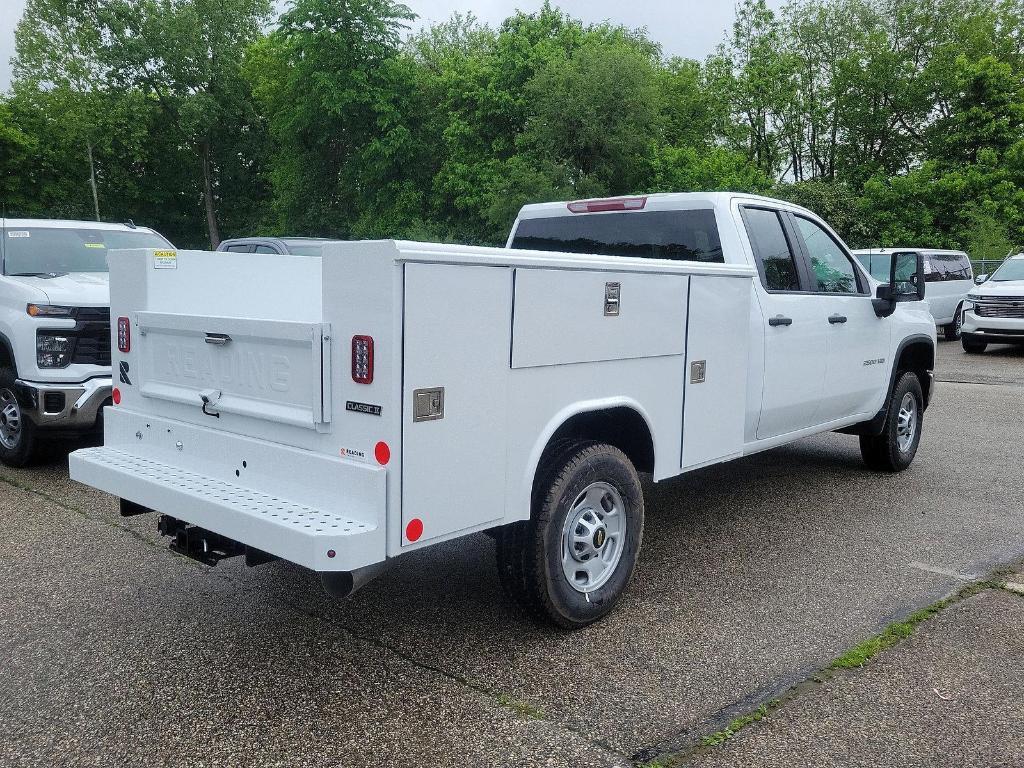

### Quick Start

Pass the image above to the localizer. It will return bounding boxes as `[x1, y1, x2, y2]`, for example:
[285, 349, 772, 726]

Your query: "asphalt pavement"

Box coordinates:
[1, 339, 1022, 767]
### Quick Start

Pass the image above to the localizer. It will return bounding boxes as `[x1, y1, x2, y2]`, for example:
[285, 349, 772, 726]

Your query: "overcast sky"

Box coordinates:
[0, 0, 785, 91]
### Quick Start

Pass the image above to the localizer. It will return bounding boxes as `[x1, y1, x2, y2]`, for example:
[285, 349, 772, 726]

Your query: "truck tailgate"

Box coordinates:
[135, 311, 331, 430]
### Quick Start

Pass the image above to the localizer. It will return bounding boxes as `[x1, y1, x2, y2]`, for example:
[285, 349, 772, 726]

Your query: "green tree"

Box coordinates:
[14, 0, 273, 246]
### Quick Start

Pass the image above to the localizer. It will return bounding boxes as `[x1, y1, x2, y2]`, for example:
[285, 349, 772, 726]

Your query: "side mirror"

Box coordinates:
[873, 251, 925, 317]
[975, 274, 989, 284]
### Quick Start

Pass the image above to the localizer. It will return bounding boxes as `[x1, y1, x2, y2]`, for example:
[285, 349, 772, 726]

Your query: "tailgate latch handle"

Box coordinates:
[204, 332, 231, 346]
[200, 389, 222, 419]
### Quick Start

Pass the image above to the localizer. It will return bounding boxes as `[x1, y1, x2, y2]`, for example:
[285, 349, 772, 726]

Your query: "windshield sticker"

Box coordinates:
[153, 249, 177, 269]
[7, 231, 29, 238]
[84, 242, 107, 248]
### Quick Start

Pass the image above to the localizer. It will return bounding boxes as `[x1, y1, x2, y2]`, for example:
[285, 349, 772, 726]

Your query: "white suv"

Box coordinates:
[0, 219, 172, 466]
[961, 254, 1024, 353]
[854, 248, 974, 340]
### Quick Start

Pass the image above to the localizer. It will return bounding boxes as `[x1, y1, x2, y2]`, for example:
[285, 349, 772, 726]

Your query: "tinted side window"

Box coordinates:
[510, 209, 724, 263]
[794, 216, 860, 294]
[224, 244, 253, 253]
[927, 252, 972, 282]
[254, 244, 279, 254]
[742, 208, 801, 291]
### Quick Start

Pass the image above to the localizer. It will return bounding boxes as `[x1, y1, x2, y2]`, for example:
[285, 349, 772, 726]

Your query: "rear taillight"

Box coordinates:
[568, 196, 647, 213]
[117, 316, 131, 353]
[352, 335, 374, 384]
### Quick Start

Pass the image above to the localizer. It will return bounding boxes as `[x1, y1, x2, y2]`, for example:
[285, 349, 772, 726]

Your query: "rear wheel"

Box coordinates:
[496, 441, 644, 629]
[943, 305, 964, 341]
[962, 334, 987, 354]
[860, 371, 924, 473]
[0, 368, 38, 468]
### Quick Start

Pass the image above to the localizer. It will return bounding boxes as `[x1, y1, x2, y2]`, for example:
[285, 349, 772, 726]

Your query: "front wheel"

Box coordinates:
[860, 371, 924, 473]
[962, 334, 987, 354]
[496, 441, 644, 629]
[0, 368, 38, 468]
[943, 305, 964, 341]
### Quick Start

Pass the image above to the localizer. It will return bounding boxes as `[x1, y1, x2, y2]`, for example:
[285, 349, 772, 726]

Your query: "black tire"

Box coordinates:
[859, 371, 924, 473]
[0, 367, 38, 468]
[943, 305, 963, 341]
[962, 334, 987, 354]
[496, 441, 644, 629]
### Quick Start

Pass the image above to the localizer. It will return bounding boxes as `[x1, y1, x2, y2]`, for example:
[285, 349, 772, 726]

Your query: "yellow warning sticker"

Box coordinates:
[153, 249, 177, 269]
[84, 242, 107, 248]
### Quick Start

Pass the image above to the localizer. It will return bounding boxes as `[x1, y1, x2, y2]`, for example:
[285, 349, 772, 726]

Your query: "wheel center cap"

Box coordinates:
[592, 527, 607, 549]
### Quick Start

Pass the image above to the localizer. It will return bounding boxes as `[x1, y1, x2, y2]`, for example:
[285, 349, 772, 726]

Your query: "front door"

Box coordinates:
[788, 214, 890, 421]
[740, 206, 829, 440]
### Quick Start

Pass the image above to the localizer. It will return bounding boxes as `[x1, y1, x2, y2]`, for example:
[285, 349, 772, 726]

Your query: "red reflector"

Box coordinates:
[112, 388, 121, 405]
[352, 335, 374, 384]
[567, 196, 647, 214]
[374, 441, 391, 466]
[406, 518, 423, 543]
[117, 316, 131, 353]
[327, 549, 336, 559]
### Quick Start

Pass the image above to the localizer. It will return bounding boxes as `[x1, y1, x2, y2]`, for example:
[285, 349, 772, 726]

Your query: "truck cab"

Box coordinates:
[0, 219, 172, 466]
[509, 194, 935, 447]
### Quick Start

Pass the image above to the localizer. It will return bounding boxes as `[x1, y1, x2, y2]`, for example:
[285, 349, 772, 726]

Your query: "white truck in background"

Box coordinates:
[69, 193, 936, 628]
[0, 219, 172, 466]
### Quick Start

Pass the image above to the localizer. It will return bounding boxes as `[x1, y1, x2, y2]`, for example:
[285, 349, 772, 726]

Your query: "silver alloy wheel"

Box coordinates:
[561, 481, 626, 593]
[896, 392, 918, 453]
[0, 388, 22, 451]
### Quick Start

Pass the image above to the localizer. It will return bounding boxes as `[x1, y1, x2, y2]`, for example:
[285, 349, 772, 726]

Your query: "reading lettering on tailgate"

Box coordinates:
[163, 344, 292, 393]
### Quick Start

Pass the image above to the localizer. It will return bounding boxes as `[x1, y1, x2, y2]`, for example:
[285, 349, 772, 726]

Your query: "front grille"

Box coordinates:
[976, 300, 1024, 319]
[70, 327, 111, 364]
[72, 307, 111, 366]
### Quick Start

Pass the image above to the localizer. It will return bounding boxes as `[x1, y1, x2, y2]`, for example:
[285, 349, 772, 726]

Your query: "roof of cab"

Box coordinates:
[516, 192, 818, 219]
[1, 218, 157, 233]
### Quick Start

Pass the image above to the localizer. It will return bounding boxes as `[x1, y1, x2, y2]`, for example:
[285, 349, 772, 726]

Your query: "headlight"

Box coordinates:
[966, 293, 983, 302]
[27, 303, 76, 318]
[37, 333, 73, 368]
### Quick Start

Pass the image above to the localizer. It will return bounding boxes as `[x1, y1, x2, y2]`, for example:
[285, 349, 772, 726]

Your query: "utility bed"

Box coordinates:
[69, 238, 753, 575]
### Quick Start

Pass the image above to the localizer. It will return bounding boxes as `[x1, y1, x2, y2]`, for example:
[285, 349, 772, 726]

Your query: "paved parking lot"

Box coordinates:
[2, 340, 1022, 767]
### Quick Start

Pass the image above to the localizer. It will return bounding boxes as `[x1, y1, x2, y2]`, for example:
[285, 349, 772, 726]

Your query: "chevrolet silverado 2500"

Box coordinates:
[69, 193, 935, 628]
[0, 218, 172, 466]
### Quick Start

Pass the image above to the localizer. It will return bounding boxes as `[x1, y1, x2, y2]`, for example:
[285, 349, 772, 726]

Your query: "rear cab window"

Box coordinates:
[509, 209, 724, 263]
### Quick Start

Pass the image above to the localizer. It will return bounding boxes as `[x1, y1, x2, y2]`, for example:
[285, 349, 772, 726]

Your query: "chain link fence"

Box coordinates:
[971, 258, 1015, 277]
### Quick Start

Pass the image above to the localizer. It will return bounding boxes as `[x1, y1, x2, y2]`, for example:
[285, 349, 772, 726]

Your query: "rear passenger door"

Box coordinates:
[789, 214, 890, 422]
[740, 206, 828, 439]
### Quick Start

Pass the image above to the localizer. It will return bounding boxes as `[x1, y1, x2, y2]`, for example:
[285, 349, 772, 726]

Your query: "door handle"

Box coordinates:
[828, 314, 848, 325]
[769, 315, 793, 327]
[205, 333, 232, 346]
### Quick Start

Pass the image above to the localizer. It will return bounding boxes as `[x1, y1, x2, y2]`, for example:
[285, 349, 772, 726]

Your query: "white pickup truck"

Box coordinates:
[0, 218, 172, 466]
[69, 193, 936, 628]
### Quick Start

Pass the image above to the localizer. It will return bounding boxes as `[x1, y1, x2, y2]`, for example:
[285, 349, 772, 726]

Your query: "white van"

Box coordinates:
[854, 249, 973, 340]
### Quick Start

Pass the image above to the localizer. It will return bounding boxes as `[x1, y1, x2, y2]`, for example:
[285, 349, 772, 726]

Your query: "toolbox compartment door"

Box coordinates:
[401, 263, 512, 547]
[135, 311, 331, 430]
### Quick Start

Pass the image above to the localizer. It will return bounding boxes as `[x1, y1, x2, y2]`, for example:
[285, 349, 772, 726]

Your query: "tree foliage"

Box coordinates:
[2, 0, 1024, 256]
